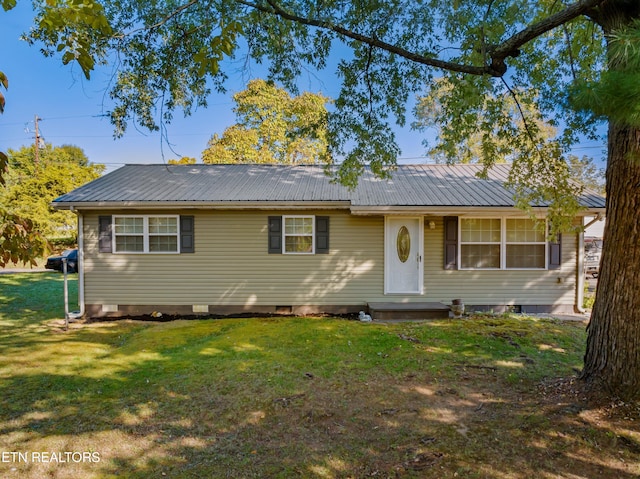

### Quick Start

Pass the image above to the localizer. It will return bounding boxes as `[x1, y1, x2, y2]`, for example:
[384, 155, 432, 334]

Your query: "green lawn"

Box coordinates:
[0, 273, 638, 478]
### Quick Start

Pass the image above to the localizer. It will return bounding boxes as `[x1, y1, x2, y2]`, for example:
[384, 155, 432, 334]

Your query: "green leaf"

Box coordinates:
[77, 53, 94, 79]
[0, 71, 8, 90]
[0, 151, 7, 186]
[61, 52, 74, 65]
[1, 0, 17, 11]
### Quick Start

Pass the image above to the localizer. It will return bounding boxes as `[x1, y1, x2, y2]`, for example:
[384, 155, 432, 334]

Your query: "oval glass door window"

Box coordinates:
[397, 226, 411, 263]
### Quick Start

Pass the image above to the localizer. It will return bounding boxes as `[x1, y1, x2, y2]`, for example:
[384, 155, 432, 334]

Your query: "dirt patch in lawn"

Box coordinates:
[241, 367, 640, 479]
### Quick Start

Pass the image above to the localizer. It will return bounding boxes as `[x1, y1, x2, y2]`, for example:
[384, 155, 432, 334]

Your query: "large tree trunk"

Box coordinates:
[582, 122, 640, 399]
[581, 0, 640, 400]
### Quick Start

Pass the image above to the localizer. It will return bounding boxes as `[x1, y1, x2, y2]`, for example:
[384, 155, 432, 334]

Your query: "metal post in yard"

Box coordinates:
[62, 257, 69, 331]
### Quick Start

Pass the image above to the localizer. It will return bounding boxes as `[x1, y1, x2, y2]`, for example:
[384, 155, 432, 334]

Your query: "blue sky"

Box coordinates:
[1, 3, 606, 175]
[0, 3, 248, 173]
[0, 3, 428, 174]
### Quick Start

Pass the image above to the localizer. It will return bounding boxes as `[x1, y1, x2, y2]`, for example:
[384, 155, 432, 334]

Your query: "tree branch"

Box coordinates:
[365, 42, 374, 122]
[563, 23, 579, 80]
[489, 0, 606, 69]
[237, 0, 491, 75]
[500, 77, 542, 157]
[480, 0, 496, 68]
[238, 0, 606, 77]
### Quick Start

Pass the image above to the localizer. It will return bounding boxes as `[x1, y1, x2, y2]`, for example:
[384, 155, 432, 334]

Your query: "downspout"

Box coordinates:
[69, 209, 85, 319]
[576, 230, 585, 313]
[575, 213, 604, 313]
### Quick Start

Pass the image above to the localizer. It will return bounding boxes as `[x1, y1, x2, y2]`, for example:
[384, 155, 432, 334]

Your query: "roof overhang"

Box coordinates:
[54, 201, 606, 218]
[53, 200, 353, 211]
[349, 205, 607, 216]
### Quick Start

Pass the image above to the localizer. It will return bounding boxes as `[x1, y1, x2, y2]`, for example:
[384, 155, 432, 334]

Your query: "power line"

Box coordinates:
[0, 114, 109, 126]
[38, 114, 110, 121]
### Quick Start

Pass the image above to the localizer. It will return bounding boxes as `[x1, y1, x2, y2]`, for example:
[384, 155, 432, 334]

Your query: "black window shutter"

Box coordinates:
[98, 216, 113, 253]
[443, 216, 458, 270]
[268, 216, 282, 254]
[316, 216, 330, 254]
[180, 216, 195, 253]
[548, 234, 562, 269]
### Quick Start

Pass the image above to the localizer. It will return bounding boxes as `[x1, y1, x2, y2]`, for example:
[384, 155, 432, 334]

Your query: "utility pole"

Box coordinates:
[34, 114, 41, 169]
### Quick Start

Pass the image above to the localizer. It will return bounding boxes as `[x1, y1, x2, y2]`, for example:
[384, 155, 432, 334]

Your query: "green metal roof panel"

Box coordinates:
[53, 163, 606, 209]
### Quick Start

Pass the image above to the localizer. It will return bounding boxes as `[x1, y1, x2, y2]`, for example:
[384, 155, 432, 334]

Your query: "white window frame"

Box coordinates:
[504, 218, 547, 270]
[459, 217, 502, 270]
[282, 215, 315, 255]
[459, 217, 547, 270]
[113, 215, 180, 254]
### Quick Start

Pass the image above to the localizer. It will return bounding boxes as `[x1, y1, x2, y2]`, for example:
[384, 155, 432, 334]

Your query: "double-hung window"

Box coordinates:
[460, 218, 501, 269]
[283, 216, 314, 254]
[114, 215, 179, 253]
[460, 217, 546, 270]
[268, 215, 329, 255]
[505, 219, 546, 268]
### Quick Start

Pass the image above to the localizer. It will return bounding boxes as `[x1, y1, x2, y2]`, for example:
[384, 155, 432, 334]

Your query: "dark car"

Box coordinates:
[45, 249, 79, 273]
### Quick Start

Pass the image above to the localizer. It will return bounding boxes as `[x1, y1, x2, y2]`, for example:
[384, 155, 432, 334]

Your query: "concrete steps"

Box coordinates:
[367, 302, 451, 321]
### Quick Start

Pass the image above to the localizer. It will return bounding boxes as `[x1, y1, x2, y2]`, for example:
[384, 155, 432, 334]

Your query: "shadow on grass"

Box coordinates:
[0, 313, 638, 478]
[0, 273, 78, 316]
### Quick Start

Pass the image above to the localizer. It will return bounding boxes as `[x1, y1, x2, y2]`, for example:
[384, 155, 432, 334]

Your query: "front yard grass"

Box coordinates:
[1, 273, 639, 478]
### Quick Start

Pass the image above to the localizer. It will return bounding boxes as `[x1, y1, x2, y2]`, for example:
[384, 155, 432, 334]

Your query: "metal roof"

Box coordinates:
[52, 163, 606, 211]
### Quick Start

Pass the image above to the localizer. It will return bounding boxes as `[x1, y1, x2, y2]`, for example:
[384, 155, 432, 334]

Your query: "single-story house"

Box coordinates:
[52, 163, 605, 319]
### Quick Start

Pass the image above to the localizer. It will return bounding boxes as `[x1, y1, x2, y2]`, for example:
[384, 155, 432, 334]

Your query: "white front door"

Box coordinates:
[385, 217, 423, 294]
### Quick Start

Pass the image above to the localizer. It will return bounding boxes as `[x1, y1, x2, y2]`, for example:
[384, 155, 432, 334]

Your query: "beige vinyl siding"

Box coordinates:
[83, 210, 383, 308]
[82, 210, 579, 310]
[421, 217, 577, 307]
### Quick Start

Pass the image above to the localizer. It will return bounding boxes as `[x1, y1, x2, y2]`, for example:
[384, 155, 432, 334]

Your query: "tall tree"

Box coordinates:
[413, 78, 559, 165]
[0, 43, 48, 266]
[1, 144, 104, 238]
[567, 155, 606, 194]
[13, 0, 640, 398]
[413, 84, 606, 195]
[202, 79, 330, 164]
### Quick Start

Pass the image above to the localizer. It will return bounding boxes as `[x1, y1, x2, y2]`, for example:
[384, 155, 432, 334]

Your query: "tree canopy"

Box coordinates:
[412, 78, 560, 166]
[14, 1, 616, 192]
[1, 144, 104, 238]
[168, 157, 197, 165]
[0, 62, 47, 267]
[202, 79, 330, 165]
[567, 155, 606, 194]
[6, 0, 640, 398]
